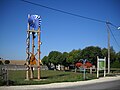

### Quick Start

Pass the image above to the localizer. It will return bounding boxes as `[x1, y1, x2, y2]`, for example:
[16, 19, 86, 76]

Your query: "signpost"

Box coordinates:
[79, 59, 87, 80]
[97, 56, 106, 78]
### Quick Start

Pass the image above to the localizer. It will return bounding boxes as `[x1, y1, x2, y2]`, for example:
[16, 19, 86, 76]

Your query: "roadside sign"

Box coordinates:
[99, 59, 105, 70]
[97, 56, 106, 78]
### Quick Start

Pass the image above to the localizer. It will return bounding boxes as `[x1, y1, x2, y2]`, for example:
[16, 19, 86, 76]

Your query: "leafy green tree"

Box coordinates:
[42, 56, 51, 69]
[60, 49, 81, 69]
[48, 51, 62, 70]
[60, 52, 70, 69]
[101, 48, 108, 58]
[67, 55, 74, 65]
[111, 60, 120, 68]
[81, 46, 102, 65]
[65, 49, 80, 64]
[4, 60, 10, 64]
[68, 49, 82, 63]
[102, 47, 116, 64]
[110, 47, 116, 63]
[42, 46, 118, 70]
[116, 52, 120, 63]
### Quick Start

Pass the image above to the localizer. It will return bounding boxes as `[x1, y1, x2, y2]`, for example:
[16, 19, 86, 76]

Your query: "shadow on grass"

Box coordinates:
[0, 80, 16, 86]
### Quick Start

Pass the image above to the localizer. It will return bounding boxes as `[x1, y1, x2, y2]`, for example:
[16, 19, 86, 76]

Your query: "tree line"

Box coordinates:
[42, 46, 120, 70]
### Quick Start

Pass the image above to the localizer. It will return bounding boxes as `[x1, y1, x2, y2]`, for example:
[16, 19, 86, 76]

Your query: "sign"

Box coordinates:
[99, 59, 105, 70]
[97, 56, 106, 78]
[80, 59, 87, 80]
[30, 54, 36, 65]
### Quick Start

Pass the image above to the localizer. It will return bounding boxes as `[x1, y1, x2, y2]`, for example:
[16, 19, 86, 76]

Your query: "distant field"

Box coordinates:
[1, 60, 26, 65]
[1, 70, 97, 86]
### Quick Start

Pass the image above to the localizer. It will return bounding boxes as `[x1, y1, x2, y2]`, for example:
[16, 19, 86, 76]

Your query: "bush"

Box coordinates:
[0, 61, 4, 65]
[0, 80, 5, 86]
[111, 60, 120, 68]
[4, 60, 10, 64]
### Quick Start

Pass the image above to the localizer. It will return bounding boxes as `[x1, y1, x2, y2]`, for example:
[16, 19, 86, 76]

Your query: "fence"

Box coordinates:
[0, 64, 48, 85]
[0, 65, 48, 70]
[0, 66, 8, 85]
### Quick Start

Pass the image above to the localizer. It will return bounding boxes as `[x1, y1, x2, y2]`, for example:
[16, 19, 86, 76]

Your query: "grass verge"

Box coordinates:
[1, 70, 97, 86]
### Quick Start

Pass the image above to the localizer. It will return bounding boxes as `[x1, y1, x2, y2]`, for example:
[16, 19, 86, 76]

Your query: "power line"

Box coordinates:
[21, 0, 120, 49]
[106, 21, 119, 30]
[107, 24, 120, 49]
[21, 0, 106, 23]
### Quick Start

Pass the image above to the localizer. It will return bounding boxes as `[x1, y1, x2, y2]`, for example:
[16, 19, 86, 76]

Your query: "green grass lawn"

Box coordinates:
[1, 70, 97, 86]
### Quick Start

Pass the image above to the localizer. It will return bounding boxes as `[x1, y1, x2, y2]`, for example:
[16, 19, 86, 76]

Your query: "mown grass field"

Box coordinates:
[1, 70, 97, 86]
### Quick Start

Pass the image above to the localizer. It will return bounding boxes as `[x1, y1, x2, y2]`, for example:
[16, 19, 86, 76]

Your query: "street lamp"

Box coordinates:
[118, 27, 120, 30]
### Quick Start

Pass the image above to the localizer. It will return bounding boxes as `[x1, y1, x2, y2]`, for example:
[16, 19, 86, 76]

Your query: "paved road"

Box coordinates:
[42, 80, 120, 90]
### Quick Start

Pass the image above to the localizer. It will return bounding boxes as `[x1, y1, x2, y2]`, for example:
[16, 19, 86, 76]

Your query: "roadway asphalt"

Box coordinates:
[0, 75, 120, 90]
[44, 80, 120, 90]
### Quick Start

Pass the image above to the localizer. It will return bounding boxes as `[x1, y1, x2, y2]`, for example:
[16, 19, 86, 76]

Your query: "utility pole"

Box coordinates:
[106, 22, 110, 74]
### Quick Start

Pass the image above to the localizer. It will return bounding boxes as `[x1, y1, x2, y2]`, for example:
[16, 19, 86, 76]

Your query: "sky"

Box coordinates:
[0, 0, 120, 60]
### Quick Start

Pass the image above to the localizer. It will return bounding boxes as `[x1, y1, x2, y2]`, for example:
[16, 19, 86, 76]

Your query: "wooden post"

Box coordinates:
[104, 57, 106, 77]
[26, 32, 30, 80]
[26, 17, 30, 80]
[97, 56, 99, 78]
[32, 31, 35, 55]
[38, 27, 41, 80]
[30, 30, 35, 79]
[90, 67, 92, 74]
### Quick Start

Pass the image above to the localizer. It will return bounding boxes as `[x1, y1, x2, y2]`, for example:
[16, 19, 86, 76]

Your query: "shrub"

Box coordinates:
[4, 60, 10, 64]
[0, 61, 4, 65]
[85, 62, 92, 68]
[75, 62, 82, 68]
[111, 60, 120, 68]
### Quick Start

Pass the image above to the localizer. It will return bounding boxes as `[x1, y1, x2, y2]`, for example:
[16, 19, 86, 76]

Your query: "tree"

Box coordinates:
[60, 52, 69, 68]
[42, 56, 51, 69]
[68, 49, 82, 64]
[110, 47, 116, 63]
[4, 60, 10, 64]
[81, 46, 102, 65]
[116, 52, 120, 63]
[42, 46, 118, 70]
[102, 47, 116, 64]
[111, 60, 120, 68]
[48, 51, 62, 70]
[67, 54, 74, 65]
[101, 48, 108, 58]
[0, 61, 3, 65]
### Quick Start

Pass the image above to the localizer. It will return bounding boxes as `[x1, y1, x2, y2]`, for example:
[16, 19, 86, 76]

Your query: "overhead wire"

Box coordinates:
[107, 24, 120, 49]
[21, 0, 106, 23]
[21, 0, 120, 49]
[106, 21, 119, 30]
